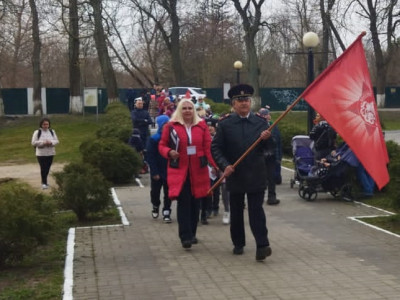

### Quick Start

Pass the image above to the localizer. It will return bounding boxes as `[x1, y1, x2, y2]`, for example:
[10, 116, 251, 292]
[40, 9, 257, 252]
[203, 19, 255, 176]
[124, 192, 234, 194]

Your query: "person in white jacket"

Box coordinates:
[31, 118, 59, 189]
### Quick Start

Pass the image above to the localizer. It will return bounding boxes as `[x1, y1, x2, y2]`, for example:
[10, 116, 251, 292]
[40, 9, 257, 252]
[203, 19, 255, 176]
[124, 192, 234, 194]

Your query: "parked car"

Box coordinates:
[168, 87, 207, 100]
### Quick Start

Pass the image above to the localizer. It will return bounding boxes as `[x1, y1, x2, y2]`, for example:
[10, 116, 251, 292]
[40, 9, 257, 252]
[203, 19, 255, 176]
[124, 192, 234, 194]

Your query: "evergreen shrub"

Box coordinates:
[52, 162, 112, 221]
[0, 180, 55, 267]
[278, 123, 307, 156]
[97, 102, 132, 143]
[80, 138, 142, 184]
[385, 141, 400, 208]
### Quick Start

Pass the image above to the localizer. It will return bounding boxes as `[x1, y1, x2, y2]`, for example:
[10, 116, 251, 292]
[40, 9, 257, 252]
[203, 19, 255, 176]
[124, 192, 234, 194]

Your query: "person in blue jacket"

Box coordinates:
[146, 115, 172, 223]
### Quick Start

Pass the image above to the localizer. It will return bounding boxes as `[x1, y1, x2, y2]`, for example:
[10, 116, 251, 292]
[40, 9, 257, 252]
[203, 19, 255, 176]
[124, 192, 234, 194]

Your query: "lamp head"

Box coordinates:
[303, 32, 319, 48]
[233, 60, 243, 70]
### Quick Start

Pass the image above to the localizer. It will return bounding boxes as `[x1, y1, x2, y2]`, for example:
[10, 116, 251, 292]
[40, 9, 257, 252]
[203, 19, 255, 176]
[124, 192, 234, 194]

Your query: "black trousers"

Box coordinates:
[229, 191, 269, 248]
[210, 177, 221, 212]
[265, 158, 276, 201]
[37, 156, 54, 185]
[150, 177, 171, 213]
[177, 175, 200, 242]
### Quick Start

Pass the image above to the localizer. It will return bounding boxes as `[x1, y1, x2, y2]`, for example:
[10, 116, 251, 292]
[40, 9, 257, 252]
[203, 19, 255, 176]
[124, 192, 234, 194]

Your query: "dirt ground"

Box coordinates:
[0, 162, 65, 192]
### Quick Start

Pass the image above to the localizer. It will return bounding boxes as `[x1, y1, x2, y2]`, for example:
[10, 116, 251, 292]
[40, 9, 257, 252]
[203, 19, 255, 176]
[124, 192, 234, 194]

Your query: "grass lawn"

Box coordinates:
[0, 114, 120, 299]
[0, 114, 103, 164]
[0, 209, 120, 300]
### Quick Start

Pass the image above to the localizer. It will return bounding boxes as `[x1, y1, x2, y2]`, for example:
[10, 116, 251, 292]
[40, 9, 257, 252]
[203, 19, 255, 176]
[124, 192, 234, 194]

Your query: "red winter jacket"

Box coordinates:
[158, 119, 217, 199]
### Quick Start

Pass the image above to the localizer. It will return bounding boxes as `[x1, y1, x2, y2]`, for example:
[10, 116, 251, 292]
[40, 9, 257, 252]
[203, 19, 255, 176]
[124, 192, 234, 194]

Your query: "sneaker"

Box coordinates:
[151, 206, 159, 219]
[163, 210, 171, 223]
[191, 237, 198, 244]
[222, 212, 230, 225]
[41, 184, 48, 190]
[212, 209, 219, 217]
[163, 215, 172, 223]
[201, 218, 209, 225]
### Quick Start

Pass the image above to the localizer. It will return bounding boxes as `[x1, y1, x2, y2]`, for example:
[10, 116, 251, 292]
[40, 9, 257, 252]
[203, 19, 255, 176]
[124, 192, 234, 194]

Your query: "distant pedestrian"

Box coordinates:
[126, 88, 136, 111]
[146, 115, 172, 223]
[31, 118, 59, 190]
[131, 99, 152, 147]
[128, 128, 145, 182]
[258, 108, 281, 205]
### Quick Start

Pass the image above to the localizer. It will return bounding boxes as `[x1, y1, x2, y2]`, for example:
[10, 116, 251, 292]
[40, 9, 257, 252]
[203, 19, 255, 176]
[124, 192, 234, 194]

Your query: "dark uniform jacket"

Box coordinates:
[211, 112, 274, 194]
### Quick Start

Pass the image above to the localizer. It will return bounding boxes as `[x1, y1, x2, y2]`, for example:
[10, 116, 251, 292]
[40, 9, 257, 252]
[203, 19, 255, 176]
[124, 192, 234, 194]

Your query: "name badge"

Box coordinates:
[187, 146, 196, 155]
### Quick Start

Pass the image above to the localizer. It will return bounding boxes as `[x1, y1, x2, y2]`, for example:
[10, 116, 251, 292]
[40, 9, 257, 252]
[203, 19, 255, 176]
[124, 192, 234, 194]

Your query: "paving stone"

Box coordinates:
[70, 169, 400, 299]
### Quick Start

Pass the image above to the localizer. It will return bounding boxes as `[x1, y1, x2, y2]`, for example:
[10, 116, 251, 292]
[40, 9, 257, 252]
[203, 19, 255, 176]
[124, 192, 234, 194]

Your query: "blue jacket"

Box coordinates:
[146, 115, 169, 179]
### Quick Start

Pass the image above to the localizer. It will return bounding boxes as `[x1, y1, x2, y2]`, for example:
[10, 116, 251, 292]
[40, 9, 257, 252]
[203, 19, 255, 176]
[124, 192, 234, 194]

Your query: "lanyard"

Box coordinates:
[185, 126, 192, 145]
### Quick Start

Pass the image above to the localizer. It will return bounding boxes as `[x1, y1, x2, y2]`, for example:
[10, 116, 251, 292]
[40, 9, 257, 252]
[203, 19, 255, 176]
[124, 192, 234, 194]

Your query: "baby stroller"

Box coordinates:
[290, 135, 356, 201]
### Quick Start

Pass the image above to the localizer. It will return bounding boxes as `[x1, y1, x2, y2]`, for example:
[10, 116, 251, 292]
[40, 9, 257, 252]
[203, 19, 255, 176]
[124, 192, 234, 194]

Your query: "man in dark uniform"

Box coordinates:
[211, 84, 274, 261]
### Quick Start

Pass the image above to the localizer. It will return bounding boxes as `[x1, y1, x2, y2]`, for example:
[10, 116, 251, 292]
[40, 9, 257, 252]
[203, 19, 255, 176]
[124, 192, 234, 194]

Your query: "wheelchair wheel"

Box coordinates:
[304, 187, 317, 201]
[298, 185, 306, 199]
[341, 184, 353, 202]
[329, 188, 340, 198]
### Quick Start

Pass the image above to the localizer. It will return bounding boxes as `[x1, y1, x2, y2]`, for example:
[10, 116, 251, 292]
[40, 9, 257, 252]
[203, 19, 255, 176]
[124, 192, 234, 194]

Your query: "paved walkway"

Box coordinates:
[66, 167, 400, 300]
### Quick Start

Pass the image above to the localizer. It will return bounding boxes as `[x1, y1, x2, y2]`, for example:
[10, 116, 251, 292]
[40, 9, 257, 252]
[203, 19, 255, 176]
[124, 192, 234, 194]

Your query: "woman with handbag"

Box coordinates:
[158, 99, 217, 249]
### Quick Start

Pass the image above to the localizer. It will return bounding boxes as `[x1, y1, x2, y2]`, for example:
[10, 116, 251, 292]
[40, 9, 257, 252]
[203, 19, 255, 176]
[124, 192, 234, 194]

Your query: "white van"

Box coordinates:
[168, 87, 207, 100]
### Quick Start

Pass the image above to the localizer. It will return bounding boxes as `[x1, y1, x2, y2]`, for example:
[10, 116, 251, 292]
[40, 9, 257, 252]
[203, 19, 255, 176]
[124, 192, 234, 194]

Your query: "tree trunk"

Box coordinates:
[169, 5, 185, 85]
[367, 0, 387, 108]
[319, 0, 329, 71]
[69, 0, 82, 113]
[29, 0, 42, 115]
[89, 0, 119, 103]
[232, 0, 265, 111]
[245, 34, 261, 111]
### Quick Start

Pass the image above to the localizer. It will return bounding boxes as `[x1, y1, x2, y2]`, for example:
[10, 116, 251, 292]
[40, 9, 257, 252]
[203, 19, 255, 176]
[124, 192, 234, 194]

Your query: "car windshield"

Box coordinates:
[192, 88, 205, 94]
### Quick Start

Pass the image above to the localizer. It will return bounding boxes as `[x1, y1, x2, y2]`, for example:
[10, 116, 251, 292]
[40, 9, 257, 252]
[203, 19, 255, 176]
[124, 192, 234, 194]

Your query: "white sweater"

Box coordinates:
[31, 129, 59, 156]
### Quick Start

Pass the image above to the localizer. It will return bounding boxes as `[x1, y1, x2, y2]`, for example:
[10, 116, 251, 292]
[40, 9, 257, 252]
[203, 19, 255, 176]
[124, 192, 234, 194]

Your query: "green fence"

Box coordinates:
[1, 86, 399, 115]
[3, 89, 28, 114]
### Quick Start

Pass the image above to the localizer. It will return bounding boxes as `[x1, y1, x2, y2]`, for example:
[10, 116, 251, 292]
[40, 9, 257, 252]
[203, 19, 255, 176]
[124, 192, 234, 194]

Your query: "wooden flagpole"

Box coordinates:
[207, 94, 306, 195]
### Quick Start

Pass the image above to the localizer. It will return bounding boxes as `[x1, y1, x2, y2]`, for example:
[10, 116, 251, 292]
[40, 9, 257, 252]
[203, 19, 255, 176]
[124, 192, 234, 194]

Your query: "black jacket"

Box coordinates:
[211, 112, 273, 193]
[309, 121, 336, 159]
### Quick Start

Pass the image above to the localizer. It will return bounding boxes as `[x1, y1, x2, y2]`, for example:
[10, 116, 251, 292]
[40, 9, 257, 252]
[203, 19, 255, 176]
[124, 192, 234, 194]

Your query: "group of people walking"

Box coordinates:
[30, 83, 282, 262]
[136, 83, 282, 262]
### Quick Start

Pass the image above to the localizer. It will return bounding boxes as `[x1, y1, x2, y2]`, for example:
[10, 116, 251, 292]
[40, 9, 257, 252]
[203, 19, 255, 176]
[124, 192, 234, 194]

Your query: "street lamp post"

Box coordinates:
[303, 32, 319, 133]
[233, 60, 243, 84]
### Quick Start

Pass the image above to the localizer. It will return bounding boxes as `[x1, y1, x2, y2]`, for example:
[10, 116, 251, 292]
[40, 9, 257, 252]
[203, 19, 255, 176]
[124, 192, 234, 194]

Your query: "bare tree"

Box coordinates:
[29, 0, 42, 115]
[68, 0, 82, 113]
[349, 0, 400, 107]
[231, 0, 273, 110]
[105, 8, 155, 88]
[88, 0, 119, 103]
[130, 0, 185, 85]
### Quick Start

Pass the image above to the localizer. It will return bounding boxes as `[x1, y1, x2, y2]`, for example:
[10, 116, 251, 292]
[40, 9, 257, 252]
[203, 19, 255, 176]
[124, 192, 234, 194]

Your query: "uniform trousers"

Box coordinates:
[37, 155, 53, 185]
[177, 175, 200, 242]
[229, 191, 269, 248]
[150, 177, 171, 213]
[265, 158, 277, 201]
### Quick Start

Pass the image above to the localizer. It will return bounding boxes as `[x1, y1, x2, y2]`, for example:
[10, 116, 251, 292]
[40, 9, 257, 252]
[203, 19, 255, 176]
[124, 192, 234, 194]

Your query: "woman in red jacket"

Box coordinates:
[159, 98, 217, 249]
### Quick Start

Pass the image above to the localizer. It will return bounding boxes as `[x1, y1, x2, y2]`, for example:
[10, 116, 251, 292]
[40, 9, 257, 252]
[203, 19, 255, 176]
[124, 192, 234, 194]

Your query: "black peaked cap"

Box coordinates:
[228, 84, 254, 99]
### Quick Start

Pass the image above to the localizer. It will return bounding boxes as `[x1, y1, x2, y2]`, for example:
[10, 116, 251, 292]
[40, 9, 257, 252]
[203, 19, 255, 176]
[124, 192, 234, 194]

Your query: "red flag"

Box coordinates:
[301, 32, 389, 190]
[185, 90, 191, 99]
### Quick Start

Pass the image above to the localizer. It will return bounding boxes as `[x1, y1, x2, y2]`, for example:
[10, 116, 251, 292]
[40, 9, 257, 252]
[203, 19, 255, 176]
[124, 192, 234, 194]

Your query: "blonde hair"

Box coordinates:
[170, 99, 202, 125]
